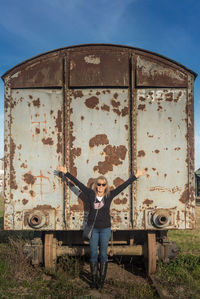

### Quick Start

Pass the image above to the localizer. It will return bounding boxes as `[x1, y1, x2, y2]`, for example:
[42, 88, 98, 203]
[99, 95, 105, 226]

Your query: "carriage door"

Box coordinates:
[65, 51, 134, 230]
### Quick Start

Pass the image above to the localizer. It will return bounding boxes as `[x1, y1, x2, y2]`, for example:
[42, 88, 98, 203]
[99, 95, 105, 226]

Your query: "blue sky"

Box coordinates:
[0, 0, 199, 169]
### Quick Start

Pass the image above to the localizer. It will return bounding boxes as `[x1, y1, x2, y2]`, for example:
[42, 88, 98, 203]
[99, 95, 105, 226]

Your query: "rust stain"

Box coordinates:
[10, 137, 18, 190]
[121, 107, 128, 116]
[150, 186, 182, 193]
[157, 105, 163, 111]
[56, 110, 62, 132]
[113, 93, 118, 99]
[34, 204, 54, 210]
[35, 127, 40, 134]
[114, 197, 127, 204]
[22, 199, 28, 205]
[20, 163, 27, 168]
[33, 98, 40, 107]
[138, 104, 146, 111]
[113, 108, 121, 116]
[72, 90, 84, 99]
[23, 172, 36, 185]
[81, 116, 84, 120]
[174, 91, 182, 102]
[69, 121, 78, 176]
[89, 134, 109, 148]
[57, 134, 62, 154]
[138, 150, 145, 157]
[147, 132, 153, 138]
[112, 215, 122, 224]
[168, 117, 172, 122]
[42, 137, 54, 145]
[179, 184, 189, 203]
[29, 190, 36, 197]
[154, 149, 160, 154]
[111, 99, 120, 108]
[85, 96, 99, 109]
[113, 177, 124, 187]
[174, 147, 181, 151]
[71, 147, 81, 158]
[139, 96, 146, 102]
[101, 104, 110, 112]
[176, 211, 180, 221]
[93, 145, 127, 175]
[143, 199, 153, 205]
[165, 92, 173, 102]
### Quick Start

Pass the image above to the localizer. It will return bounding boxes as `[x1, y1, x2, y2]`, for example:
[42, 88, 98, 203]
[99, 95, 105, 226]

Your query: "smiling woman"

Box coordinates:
[56, 165, 145, 289]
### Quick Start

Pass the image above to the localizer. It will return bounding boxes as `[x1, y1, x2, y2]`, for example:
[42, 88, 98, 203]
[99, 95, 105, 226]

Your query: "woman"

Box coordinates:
[56, 165, 145, 289]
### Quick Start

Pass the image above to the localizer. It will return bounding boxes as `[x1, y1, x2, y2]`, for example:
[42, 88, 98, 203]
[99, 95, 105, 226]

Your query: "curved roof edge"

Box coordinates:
[1, 43, 198, 80]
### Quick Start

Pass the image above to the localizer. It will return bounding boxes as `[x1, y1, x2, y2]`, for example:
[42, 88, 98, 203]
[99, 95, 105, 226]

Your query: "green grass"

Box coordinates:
[155, 254, 200, 299]
[0, 239, 88, 298]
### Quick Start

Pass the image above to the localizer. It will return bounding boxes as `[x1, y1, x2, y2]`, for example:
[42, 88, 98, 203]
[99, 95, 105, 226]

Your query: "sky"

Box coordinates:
[0, 0, 199, 169]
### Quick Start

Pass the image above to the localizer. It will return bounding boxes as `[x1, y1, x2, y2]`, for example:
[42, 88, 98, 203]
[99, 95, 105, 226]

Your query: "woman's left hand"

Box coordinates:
[135, 169, 146, 178]
[57, 164, 67, 173]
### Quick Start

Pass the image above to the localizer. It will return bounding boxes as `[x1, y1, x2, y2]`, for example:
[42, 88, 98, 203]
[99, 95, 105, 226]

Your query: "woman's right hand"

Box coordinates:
[57, 164, 67, 173]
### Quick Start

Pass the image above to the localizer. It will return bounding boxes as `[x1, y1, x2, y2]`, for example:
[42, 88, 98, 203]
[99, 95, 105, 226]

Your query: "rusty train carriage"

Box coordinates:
[2, 44, 197, 273]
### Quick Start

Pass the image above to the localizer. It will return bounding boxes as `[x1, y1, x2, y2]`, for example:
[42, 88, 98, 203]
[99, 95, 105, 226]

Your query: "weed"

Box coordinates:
[107, 278, 158, 298]
[156, 254, 200, 298]
[56, 255, 82, 279]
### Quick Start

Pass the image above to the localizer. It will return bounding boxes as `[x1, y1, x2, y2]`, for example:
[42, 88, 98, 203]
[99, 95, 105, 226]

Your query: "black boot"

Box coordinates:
[90, 262, 98, 289]
[99, 262, 108, 289]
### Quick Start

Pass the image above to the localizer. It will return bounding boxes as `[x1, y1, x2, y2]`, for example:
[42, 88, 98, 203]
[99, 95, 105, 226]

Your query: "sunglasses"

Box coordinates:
[97, 183, 106, 187]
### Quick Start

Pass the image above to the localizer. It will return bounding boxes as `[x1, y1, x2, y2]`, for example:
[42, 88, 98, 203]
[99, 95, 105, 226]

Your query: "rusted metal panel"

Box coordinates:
[136, 55, 188, 87]
[135, 88, 189, 229]
[65, 88, 131, 230]
[4, 88, 64, 230]
[69, 51, 129, 87]
[185, 74, 195, 229]
[8, 55, 63, 88]
[3, 80, 12, 230]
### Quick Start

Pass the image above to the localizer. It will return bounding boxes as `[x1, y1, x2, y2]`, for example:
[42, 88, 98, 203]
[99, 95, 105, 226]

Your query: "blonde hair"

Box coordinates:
[91, 175, 110, 197]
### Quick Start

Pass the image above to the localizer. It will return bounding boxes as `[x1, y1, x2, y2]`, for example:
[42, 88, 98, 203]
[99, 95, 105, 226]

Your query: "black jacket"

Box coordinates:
[65, 172, 137, 228]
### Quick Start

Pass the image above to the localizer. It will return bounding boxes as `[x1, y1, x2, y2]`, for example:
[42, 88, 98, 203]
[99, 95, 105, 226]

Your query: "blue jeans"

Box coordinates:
[89, 227, 111, 262]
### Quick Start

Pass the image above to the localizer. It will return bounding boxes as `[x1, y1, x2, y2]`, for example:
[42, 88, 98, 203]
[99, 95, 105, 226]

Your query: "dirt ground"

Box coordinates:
[75, 257, 151, 298]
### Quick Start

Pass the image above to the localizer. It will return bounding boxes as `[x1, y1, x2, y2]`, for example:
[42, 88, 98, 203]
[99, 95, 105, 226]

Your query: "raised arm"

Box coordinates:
[56, 165, 91, 195]
[110, 169, 146, 198]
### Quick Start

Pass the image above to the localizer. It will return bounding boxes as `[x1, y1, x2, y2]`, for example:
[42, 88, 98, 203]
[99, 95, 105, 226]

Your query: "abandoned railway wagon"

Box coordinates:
[2, 44, 197, 274]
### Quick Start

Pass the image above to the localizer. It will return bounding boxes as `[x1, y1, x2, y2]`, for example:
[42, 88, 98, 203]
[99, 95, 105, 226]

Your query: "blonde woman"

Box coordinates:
[56, 165, 145, 289]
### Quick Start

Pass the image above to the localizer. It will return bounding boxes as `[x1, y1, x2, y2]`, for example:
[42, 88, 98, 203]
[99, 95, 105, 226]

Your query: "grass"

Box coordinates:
[106, 278, 158, 298]
[0, 238, 88, 298]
